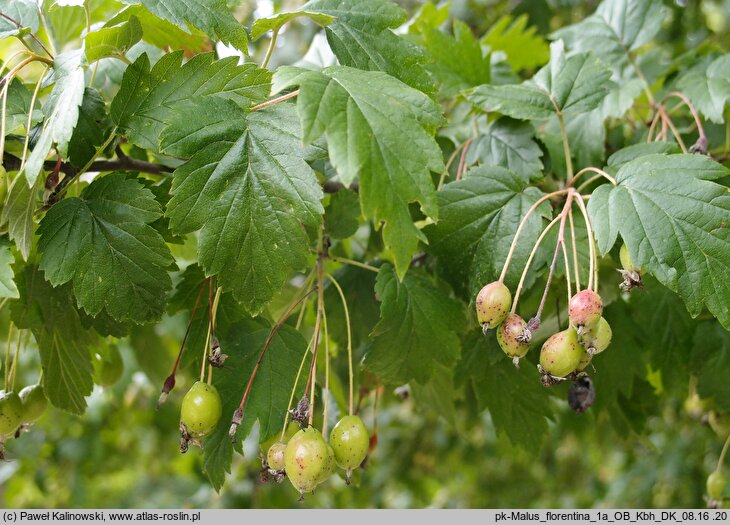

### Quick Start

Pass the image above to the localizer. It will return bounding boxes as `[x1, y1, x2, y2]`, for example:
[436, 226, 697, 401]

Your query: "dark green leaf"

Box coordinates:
[37, 173, 174, 323]
[425, 166, 551, 295]
[324, 190, 360, 240]
[1, 174, 43, 260]
[364, 264, 464, 384]
[302, 0, 433, 93]
[274, 65, 444, 278]
[691, 322, 730, 413]
[587, 154, 730, 328]
[67, 88, 112, 168]
[163, 99, 323, 314]
[111, 52, 271, 152]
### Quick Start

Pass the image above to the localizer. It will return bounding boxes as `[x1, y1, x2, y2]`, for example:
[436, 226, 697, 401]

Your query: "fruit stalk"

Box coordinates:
[326, 272, 354, 416]
[718, 432, 730, 472]
[573, 194, 597, 292]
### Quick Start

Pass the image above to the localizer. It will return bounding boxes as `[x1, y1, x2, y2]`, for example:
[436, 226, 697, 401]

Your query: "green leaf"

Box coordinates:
[540, 109, 605, 175]
[606, 142, 679, 168]
[465, 118, 544, 181]
[274, 65, 445, 278]
[5, 77, 43, 134]
[422, 20, 490, 97]
[0, 237, 19, 298]
[691, 322, 730, 413]
[202, 319, 310, 491]
[324, 190, 360, 240]
[482, 15, 550, 71]
[107, 5, 209, 52]
[364, 264, 464, 384]
[677, 55, 730, 124]
[162, 99, 323, 314]
[425, 166, 551, 296]
[0, 0, 39, 38]
[132, 0, 248, 51]
[587, 154, 730, 328]
[1, 174, 43, 260]
[111, 52, 271, 152]
[469, 40, 612, 120]
[67, 88, 112, 168]
[552, 0, 665, 64]
[85, 15, 143, 63]
[302, 0, 433, 93]
[250, 10, 334, 41]
[37, 173, 174, 323]
[11, 266, 95, 414]
[461, 332, 552, 450]
[24, 50, 86, 187]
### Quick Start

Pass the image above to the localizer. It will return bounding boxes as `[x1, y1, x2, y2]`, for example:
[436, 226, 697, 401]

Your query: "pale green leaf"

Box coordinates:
[5, 77, 43, 134]
[24, 50, 86, 187]
[0, 237, 19, 298]
[364, 264, 464, 384]
[37, 173, 174, 323]
[274, 65, 445, 277]
[107, 5, 209, 52]
[0, 0, 39, 38]
[0, 174, 43, 260]
[162, 99, 323, 314]
[110, 52, 271, 152]
[587, 154, 730, 328]
[250, 10, 333, 41]
[482, 15, 550, 71]
[677, 55, 730, 124]
[85, 15, 143, 63]
[552, 0, 665, 64]
[130, 0, 247, 51]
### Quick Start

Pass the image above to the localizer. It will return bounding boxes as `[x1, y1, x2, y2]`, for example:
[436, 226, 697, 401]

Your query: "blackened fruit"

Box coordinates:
[569, 290, 603, 331]
[180, 381, 222, 438]
[475, 282, 511, 332]
[330, 415, 369, 470]
[19, 384, 47, 423]
[568, 375, 595, 414]
[0, 391, 23, 436]
[284, 428, 329, 494]
[267, 441, 287, 472]
[582, 317, 612, 355]
[707, 471, 727, 500]
[539, 327, 582, 377]
[496, 314, 530, 362]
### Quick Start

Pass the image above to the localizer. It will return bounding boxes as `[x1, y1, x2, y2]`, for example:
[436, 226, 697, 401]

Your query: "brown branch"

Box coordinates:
[0, 12, 54, 59]
[3, 152, 173, 176]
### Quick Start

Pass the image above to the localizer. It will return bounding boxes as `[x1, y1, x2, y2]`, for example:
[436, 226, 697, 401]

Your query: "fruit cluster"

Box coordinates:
[473, 184, 644, 412]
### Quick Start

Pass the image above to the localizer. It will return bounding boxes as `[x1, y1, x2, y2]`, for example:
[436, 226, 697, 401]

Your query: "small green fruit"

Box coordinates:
[180, 381, 222, 438]
[93, 345, 124, 387]
[19, 384, 47, 423]
[496, 314, 530, 360]
[569, 290, 603, 331]
[284, 428, 329, 494]
[267, 441, 287, 472]
[582, 317, 612, 354]
[576, 348, 591, 372]
[318, 443, 336, 484]
[707, 471, 727, 500]
[0, 390, 23, 436]
[475, 282, 512, 331]
[330, 415, 369, 470]
[261, 422, 299, 453]
[539, 327, 582, 378]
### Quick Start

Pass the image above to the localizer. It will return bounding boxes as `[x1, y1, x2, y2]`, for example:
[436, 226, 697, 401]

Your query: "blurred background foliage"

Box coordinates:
[1, 0, 730, 509]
